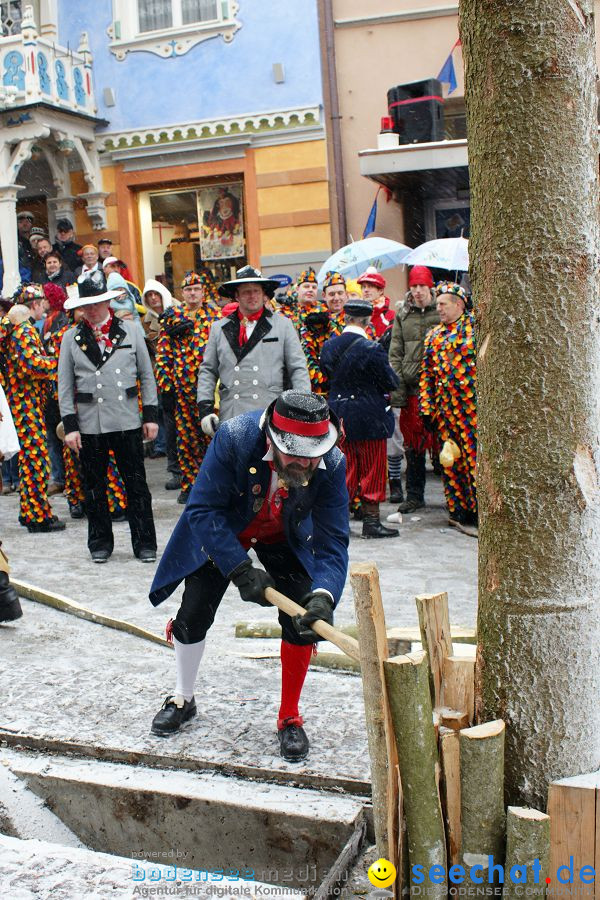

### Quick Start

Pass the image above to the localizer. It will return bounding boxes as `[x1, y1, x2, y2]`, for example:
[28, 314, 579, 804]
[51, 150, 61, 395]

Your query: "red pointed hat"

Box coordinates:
[263, 390, 340, 458]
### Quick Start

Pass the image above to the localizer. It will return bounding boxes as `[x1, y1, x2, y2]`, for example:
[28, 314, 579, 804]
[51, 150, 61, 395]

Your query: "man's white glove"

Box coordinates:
[201, 413, 219, 436]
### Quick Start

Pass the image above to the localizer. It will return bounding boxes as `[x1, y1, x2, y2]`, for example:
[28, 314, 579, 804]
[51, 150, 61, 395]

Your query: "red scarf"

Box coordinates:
[89, 312, 114, 349]
[237, 308, 263, 346]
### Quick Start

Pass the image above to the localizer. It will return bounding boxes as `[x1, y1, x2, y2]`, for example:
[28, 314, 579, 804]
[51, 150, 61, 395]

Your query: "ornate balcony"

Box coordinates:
[0, 5, 96, 116]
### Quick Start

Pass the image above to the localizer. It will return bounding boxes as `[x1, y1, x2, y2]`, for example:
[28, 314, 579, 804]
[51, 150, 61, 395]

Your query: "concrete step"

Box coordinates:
[4, 748, 367, 890]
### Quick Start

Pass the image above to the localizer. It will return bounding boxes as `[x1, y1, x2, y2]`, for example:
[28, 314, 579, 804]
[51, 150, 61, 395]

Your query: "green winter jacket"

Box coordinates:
[388, 291, 439, 407]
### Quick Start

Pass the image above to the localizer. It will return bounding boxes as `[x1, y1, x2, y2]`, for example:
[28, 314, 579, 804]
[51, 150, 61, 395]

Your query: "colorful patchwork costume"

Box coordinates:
[298, 303, 339, 395]
[0, 307, 57, 528]
[419, 284, 477, 522]
[155, 273, 215, 495]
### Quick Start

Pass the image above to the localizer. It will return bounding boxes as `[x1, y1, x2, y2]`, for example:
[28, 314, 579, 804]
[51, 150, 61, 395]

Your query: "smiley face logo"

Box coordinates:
[368, 858, 397, 888]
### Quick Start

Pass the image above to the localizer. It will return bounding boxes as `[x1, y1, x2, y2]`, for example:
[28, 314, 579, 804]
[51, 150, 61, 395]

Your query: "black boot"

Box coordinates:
[361, 502, 399, 539]
[389, 479, 404, 504]
[278, 720, 309, 762]
[69, 501, 85, 519]
[151, 695, 197, 736]
[177, 489, 190, 505]
[25, 518, 66, 533]
[0, 572, 22, 623]
[165, 475, 181, 491]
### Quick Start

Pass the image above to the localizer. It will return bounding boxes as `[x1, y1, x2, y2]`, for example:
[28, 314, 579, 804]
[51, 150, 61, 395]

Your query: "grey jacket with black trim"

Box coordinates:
[197, 306, 310, 422]
[58, 316, 157, 435]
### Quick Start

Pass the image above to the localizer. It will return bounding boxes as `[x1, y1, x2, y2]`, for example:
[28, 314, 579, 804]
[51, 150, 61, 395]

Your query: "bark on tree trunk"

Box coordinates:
[460, 0, 600, 807]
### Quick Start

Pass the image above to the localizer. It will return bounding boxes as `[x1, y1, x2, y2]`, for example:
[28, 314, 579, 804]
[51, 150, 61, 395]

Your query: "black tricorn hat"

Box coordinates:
[262, 390, 340, 459]
[344, 299, 373, 317]
[218, 265, 281, 300]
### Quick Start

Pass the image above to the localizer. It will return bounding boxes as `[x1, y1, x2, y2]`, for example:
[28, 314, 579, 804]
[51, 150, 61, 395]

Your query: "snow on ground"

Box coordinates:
[0, 458, 476, 784]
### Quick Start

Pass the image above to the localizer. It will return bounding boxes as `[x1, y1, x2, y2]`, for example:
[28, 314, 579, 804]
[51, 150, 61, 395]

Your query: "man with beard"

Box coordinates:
[149, 391, 349, 763]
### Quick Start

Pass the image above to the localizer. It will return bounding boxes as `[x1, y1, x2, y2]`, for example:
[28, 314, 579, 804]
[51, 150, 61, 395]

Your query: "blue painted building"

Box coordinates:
[0, 0, 332, 294]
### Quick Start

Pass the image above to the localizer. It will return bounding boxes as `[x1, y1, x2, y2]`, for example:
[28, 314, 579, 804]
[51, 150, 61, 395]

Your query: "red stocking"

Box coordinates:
[278, 641, 313, 730]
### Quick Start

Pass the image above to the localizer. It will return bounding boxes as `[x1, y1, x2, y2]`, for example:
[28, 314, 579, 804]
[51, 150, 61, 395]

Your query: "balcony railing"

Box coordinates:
[0, 5, 96, 115]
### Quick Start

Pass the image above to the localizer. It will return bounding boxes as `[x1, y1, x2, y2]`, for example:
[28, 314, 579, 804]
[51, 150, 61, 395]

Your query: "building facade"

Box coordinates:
[0, 0, 333, 295]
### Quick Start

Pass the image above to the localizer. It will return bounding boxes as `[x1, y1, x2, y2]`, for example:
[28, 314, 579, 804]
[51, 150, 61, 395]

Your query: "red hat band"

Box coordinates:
[271, 410, 329, 437]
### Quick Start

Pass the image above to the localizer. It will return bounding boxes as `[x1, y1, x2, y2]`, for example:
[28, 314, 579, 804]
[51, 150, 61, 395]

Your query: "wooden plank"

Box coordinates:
[415, 592, 452, 707]
[440, 729, 461, 865]
[350, 563, 399, 890]
[442, 656, 475, 724]
[548, 781, 596, 900]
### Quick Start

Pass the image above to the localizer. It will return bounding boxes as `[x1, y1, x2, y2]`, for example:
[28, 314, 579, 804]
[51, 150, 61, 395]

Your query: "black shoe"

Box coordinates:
[362, 515, 399, 539]
[278, 721, 309, 762]
[389, 479, 404, 504]
[149, 451, 167, 459]
[151, 695, 197, 736]
[350, 503, 363, 521]
[69, 502, 85, 519]
[137, 548, 157, 563]
[26, 519, 66, 533]
[397, 498, 425, 514]
[165, 476, 181, 491]
[91, 549, 111, 563]
[177, 490, 190, 505]
[110, 508, 128, 523]
[0, 572, 22, 623]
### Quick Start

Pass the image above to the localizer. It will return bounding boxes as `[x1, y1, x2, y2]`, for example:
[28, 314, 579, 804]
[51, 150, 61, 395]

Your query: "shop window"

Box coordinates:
[145, 182, 246, 298]
[108, 0, 241, 59]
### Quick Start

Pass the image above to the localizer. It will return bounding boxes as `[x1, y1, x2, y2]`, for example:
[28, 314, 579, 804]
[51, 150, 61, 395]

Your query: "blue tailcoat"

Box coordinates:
[150, 411, 349, 607]
[320, 332, 400, 441]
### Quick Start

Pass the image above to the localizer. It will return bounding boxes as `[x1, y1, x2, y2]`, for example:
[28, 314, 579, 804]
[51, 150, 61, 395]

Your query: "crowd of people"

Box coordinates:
[0, 216, 478, 760]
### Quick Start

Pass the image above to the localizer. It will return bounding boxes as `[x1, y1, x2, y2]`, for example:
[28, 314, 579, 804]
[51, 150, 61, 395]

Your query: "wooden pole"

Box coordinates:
[504, 807, 550, 900]
[350, 562, 399, 884]
[264, 587, 360, 661]
[384, 651, 447, 898]
[442, 656, 475, 724]
[439, 728, 461, 866]
[416, 592, 452, 707]
[235, 622, 360, 640]
[459, 720, 506, 886]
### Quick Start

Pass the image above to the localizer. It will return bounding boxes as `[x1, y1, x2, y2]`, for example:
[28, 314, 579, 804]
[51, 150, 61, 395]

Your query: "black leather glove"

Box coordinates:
[230, 560, 274, 607]
[166, 318, 193, 339]
[293, 591, 334, 644]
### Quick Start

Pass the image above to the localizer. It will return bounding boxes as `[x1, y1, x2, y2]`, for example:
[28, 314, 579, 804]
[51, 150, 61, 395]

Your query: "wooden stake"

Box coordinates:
[504, 807, 550, 900]
[350, 563, 399, 885]
[442, 656, 475, 724]
[415, 592, 452, 707]
[440, 728, 461, 865]
[548, 775, 598, 900]
[459, 720, 505, 886]
[384, 651, 447, 897]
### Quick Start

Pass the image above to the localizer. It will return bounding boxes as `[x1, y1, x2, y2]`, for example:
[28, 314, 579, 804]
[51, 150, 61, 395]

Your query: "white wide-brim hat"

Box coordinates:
[64, 281, 122, 310]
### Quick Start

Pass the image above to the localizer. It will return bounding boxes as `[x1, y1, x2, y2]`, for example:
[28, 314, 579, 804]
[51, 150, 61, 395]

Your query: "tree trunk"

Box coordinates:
[460, 0, 600, 806]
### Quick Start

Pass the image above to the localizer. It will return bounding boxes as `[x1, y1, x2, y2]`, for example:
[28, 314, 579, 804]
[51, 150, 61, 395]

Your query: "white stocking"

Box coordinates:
[174, 638, 206, 702]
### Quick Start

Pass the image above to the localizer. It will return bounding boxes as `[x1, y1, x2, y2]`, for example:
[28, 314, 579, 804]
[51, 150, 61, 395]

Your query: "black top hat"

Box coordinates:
[218, 265, 281, 300]
[263, 390, 340, 459]
[344, 299, 373, 317]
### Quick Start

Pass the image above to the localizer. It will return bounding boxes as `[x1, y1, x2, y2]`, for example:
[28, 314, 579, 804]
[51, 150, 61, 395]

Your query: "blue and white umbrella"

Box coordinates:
[402, 237, 469, 272]
[317, 237, 412, 283]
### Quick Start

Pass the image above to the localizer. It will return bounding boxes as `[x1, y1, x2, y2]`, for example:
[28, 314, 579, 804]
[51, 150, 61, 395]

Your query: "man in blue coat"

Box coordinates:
[149, 391, 349, 762]
[321, 300, 400, 538]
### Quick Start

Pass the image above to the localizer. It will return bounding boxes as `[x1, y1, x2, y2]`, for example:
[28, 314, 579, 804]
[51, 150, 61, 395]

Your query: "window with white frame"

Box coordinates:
[0, 0, 41, 36]
[108, 0, 240, 59]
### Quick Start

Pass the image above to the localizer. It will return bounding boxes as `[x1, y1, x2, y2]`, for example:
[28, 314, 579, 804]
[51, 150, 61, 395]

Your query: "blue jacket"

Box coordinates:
[150, 411, 350, 607]
[320, 331, 400, 441]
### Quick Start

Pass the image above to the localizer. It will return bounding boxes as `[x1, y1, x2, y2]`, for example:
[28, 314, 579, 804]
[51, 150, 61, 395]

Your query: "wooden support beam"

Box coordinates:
[415, 592, 452, 707]
[504, 807, 550, 900]
[459, 720, 505, 886]
[442, 656, 475, 725]
[350, 563, 400, 888]
[548, 774, 599, 900]
[384, 651, 447, 898]
[440, 728, 461, 866]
